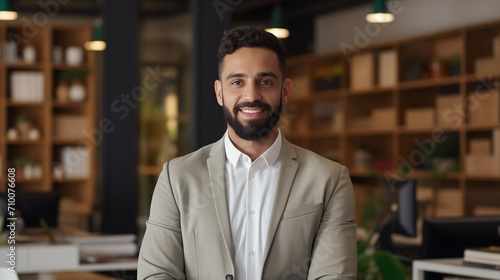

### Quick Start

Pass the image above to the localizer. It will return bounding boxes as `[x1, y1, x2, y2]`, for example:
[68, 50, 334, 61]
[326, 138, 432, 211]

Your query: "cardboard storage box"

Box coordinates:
[465, 154, 499, 175]
[405, 108, 435, 128]
[350, 52, 374, 91]
[475, 56, 500, 75]
[436, 94, 461, 127]
[469, 138, 491, 155]
[53, 115, 87, 139]
[378, 49, 397, 87]
[371, 108, 396, 130]
[468, 88, 499, 124]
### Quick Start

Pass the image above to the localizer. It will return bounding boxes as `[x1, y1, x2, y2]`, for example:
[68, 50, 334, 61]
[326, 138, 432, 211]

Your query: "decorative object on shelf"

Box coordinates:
[430, 58, 449, 79]
[69, 79, 86, 102]
[55, 81, 70, 102]
[53, 164, 64, 181]
[23, 163, 34, 180]
[5, 40, 18, 62]
[32, 163, 43, 179]
[27, 127, 40, 141]
[354, 143, 373, 172]
[53, 45, 63, 63]
[0, 0, 18, 21]
[22, 44, 36, 64]
[366, 0, 394, 23]
[11, 156, 27, 179]
[449, 56, 461, 76]
[65, 46, 84, 65]
[85, 18, 106, 51]
[265, 3, 289, 39]
[6, 128, 18, 141]
[15, 113, 31, 139]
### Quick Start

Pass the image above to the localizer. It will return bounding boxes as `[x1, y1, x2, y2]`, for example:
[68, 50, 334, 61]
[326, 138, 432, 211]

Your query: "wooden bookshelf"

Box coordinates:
[0, 23, 96, 230]
[282, 20, 500, 219]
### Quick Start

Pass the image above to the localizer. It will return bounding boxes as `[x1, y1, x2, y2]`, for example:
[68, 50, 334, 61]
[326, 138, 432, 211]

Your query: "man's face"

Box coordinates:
[214, 47, 291, 140]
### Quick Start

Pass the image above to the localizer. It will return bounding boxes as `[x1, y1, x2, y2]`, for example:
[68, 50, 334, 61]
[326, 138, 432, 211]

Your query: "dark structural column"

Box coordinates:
[191, 0, 232, 150]
[100, 0, 139, 234]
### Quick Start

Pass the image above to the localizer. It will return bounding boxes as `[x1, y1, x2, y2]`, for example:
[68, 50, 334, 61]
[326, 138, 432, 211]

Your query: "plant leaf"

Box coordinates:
[373, 251, 407, 280]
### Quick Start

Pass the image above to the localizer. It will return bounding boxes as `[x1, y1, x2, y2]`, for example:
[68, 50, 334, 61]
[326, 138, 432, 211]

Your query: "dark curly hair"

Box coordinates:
[217, 26, 287, 78]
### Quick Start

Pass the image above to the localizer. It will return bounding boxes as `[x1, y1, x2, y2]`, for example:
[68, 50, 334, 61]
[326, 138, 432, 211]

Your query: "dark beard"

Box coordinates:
[223, 100, 282, 140]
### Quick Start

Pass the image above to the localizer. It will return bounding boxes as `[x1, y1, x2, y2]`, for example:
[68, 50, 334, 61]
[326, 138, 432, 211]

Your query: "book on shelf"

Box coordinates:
[463, 260, 500, 270]
[463, 246, 500, 270]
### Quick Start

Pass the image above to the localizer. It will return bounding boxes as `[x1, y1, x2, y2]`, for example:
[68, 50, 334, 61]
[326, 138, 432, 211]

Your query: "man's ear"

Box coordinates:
[214, 80, 223, 106]
[282, 78, 292, 106]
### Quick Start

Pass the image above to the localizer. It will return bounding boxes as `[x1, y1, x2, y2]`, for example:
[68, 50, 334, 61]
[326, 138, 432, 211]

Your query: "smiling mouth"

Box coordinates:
[241, 109, 264, 114]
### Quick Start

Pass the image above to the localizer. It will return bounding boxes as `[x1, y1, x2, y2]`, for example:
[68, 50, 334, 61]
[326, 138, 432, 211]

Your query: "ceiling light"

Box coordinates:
[265, 4, 289, 39]
[0, 0, 18, 21]
[366, 0, 394, 23]
[85, 19, 106, 51]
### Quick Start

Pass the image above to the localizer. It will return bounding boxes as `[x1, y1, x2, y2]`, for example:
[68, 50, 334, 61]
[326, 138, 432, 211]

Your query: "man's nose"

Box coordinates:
[242, 83, 262, 102]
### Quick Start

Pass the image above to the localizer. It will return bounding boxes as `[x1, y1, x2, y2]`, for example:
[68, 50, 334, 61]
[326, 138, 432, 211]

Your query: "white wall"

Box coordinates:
[315, 0, 500, 54]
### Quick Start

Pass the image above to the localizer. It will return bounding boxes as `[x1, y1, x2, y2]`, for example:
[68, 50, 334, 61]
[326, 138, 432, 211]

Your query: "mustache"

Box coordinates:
[234, 101, 271, 113]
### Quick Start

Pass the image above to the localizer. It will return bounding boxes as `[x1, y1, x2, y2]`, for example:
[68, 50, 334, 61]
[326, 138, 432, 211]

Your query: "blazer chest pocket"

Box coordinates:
[283, 203, 323, 220]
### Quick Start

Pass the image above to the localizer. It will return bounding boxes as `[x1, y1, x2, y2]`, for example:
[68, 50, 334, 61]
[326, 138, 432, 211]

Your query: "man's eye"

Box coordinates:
[260, 80, 273, 85]
[231, 80, 242, 85]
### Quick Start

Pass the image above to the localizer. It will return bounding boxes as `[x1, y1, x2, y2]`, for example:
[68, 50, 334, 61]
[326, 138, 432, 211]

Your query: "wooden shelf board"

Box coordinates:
[52, 63, 90, 71]
[5, 62, 46, 70]
[6, 101, 45, 107]
[60, 204, 92, 215]
[348, 86, 395, 96]
[399, 126, 460, 134]
[52, 101, 88, 107]
[137, 165, 162, 176]
[7, 139, 45, 145]
[53, 178, 88, 184]
[465, 73, 500, 83]
[310, 89, 344, 99]
[346, 129, 393, 136]
[465, 123, 500, 131]
[309, 130, 341, 138]
[399, 76, 461, 90]
[464, 174, 500, 181]
[52, 138, 87, 144]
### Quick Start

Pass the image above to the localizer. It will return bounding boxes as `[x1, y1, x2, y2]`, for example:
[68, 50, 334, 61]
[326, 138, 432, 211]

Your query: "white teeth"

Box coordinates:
[241, 109, 262, 114]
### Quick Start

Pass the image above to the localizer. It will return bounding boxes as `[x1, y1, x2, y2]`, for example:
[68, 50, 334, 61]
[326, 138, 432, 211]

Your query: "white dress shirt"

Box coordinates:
[224, 131, 282, 280]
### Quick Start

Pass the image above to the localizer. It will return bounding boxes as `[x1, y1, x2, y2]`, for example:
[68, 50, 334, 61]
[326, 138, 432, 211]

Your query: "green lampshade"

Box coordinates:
[0, 0, 18, 21]
[0, 0, 10, 10]
[85, 19, 106, 51]
[366, 0, 394, 23]
[265, 4, 289, 39]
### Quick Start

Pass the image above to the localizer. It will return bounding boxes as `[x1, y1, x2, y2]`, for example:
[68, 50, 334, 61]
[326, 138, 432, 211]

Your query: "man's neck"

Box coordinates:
[227, 128, 279, 161]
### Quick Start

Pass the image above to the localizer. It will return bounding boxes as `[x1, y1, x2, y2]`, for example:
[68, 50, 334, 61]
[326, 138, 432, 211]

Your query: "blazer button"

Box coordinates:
[225, 274, 233, 280]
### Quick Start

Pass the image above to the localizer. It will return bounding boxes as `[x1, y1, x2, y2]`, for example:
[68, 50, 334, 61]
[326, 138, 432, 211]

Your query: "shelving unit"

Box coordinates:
[0, 23, 96, 229]
[282, 20, 500, 219]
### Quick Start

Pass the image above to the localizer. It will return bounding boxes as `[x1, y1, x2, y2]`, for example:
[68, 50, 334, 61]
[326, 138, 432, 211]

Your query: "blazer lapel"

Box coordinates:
[207, 138, 235, 265]
[262, 138, 299, 263]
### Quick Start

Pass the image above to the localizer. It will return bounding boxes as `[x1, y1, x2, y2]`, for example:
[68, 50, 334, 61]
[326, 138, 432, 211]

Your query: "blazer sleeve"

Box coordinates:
[138, 162, 185, 280]
[307, 165, 357, 280]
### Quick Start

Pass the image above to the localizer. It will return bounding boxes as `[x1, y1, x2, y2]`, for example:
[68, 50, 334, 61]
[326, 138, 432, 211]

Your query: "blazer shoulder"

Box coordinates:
[289, 142, 346, 174]
[169, 142, 216, 169]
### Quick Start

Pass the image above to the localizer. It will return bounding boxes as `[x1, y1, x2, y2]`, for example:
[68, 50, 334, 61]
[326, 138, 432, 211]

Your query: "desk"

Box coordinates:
[412, 258, 500, 280]
[0, 243, 137, 280]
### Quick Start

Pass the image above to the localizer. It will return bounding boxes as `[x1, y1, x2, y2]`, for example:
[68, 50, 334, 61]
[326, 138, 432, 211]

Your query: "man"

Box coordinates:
[138, 26, 357, 280]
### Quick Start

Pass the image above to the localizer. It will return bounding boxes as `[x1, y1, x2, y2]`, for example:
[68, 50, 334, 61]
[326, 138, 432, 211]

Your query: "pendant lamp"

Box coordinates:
[85, 19, 106, 51]
[265, 4, 289, 39]
[0, 0, 18, 21]
[366, 0, 394, 23]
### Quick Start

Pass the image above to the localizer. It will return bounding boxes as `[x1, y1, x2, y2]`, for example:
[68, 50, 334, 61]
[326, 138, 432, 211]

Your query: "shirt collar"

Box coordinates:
[224, 130, 282, 167]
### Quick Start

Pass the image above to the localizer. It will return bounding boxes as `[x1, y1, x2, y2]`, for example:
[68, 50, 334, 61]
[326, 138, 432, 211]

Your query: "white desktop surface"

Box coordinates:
[413, 258, 500, 280]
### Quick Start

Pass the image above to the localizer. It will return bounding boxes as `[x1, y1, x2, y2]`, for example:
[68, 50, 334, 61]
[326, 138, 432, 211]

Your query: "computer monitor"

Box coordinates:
[421, 216, 500, 280]
[0, 191, 60, 229]
[374, 179, 417, 252]
[421, 215, 500, 259]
